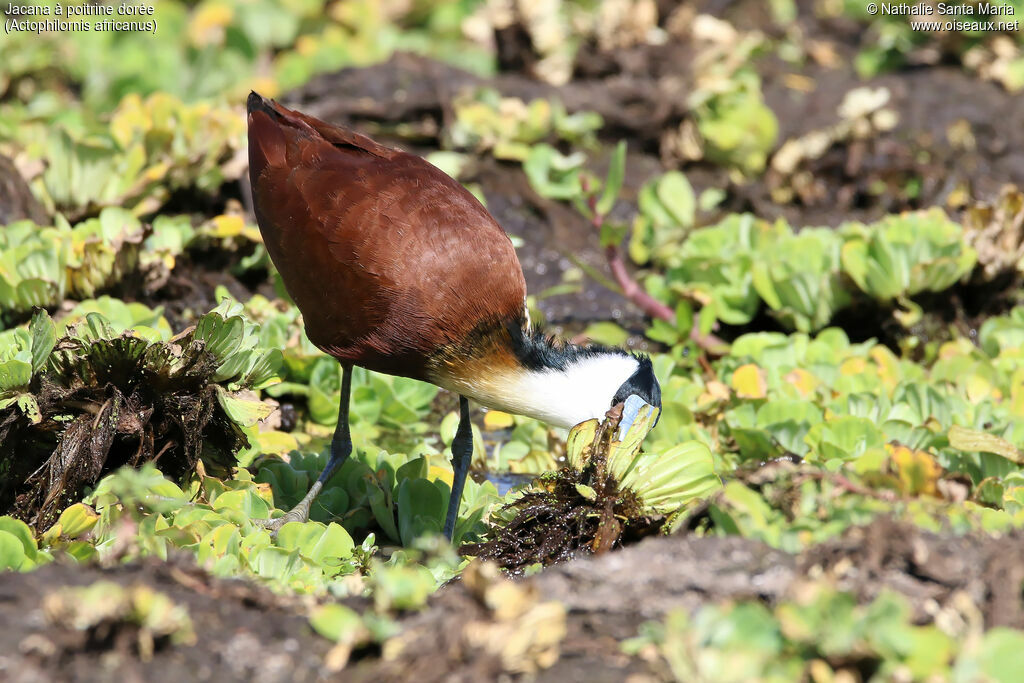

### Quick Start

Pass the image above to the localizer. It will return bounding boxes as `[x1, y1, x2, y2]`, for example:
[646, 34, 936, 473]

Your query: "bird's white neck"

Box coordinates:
[440, 351, 640, 429]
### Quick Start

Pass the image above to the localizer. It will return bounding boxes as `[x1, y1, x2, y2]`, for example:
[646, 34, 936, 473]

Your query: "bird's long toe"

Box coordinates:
[253, 507, 309, 535]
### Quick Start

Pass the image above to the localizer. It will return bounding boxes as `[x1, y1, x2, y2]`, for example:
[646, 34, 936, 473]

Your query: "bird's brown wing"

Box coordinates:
[247, 93, 527, 380]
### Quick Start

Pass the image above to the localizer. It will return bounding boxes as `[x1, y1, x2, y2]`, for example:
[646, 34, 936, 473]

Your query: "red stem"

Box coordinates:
[582, 175, 726, 352]
[584, 180, 673, 322]
[603, 244, 675, 321]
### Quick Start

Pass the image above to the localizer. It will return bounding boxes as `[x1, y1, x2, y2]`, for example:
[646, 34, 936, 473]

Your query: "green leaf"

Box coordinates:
[216, 386, 274, 427]
[596, 140, 626, 216]
[42, 503, 100, 545]
[583, 321, 629, 346]
[16, 394, 41, 423]
[308, 523, 355, 566]
[948, 425, 1023, 464]
[310, 604, 367, 643]
[28, 309, 56, 373]
[252, 546, 300, 581]
[0, 531, 29, 571]
[618, 440, 722, 514]
[523, 144, 584, 200]
[0, 517, 37, 569]
[958, 628, 1024, 682]
[212, 490, 270, 519]
[0, 359, 32, 392]
[396, 478, 446, 546]
[656, 171, 696, 228]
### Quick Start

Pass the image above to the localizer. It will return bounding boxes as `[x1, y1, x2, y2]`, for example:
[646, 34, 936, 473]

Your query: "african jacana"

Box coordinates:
[246, 92, 661, 539]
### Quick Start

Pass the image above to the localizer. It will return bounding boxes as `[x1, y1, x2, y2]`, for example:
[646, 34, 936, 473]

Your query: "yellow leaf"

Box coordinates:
[55, 503, 99, 538]
[1010, 369, 1024, 418]
[839, 357, 867, 376]
[964, 375, 999, 403]
[241, 226, 264, 243]
[254, 430, 299, 456]
[783, 368, 817, 397]
[143, 161, 171, 182]
[245, 77, 280, 99]
[731, 363, 767, 399]
[889, 444, 942, 496]
[705, 380, 731, 401]
[484, 410, 515, 430]
[697, 380, 731, 409]
[109, 94, 148, 148]
[207, 214, 244, 238]
[296, 35, 318, 57]
[189, 2, 234, 46]
[938, 339, 974, 360]
[869, 346, 900, 387]
[429, 465, 453, 487]
[948, 425, 1023, 464]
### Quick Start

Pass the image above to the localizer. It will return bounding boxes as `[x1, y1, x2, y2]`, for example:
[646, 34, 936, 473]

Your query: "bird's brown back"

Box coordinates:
[246, 93, 527, 381]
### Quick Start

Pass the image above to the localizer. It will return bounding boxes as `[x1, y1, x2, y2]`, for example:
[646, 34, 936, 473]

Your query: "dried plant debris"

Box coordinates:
[462, 397, 720, 571]
[466, 0, 664, 86]
[963, 184, 1024, 282]
[41, 581, 196, 661]
[768, 86, 901, 207]
[0, 302, 280, 530]
[375, 561, 567, 679]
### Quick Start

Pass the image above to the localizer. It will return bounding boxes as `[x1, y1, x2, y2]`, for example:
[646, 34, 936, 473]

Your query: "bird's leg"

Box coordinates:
[257, 364, 353, 533]
[442, 396, 473, 541]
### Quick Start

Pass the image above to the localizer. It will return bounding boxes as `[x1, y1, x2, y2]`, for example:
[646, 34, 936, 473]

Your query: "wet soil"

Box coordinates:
[0, 153, 47, 226]
[123, 246, 277, 333]
[5, 518, 1021, 682]
[0, 555, 329, 683]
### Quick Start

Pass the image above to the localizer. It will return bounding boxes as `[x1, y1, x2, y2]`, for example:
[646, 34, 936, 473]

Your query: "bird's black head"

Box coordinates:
[611, 355, 662, 424]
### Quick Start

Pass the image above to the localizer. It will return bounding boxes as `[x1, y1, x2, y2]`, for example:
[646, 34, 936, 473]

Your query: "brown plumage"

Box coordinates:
[247, 94, 527, 383]
[245, 92, 659, 541]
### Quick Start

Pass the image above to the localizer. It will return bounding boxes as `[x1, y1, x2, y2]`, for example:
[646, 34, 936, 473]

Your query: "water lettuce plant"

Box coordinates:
[450, 89, 601, 162]
[623, 582, 1016, 682]
[840, 208, 977, 312]
[463, 397, 721, 569]
[0, 301, 280, 530]
[257, 447, 499, 548]
[31, 93, 246, 218]
[0, 208, 152, 323]
[646, 208, 985, 335]
[685, 23, 778, 175]
[750, 227, 850, 333]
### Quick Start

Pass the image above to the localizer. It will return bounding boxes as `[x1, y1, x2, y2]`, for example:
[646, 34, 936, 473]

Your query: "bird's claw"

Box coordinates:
[253, 508, 309, 536]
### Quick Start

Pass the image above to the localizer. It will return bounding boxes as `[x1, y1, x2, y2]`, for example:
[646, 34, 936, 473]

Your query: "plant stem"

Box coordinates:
[603, 244, 675, 321]
[581, 177, 726, 353]
[582, 177, 675, 322]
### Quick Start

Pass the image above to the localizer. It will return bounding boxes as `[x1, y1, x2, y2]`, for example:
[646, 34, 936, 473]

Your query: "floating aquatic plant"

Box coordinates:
[462, 396, 721, 570]
[0, 302, 281, 530]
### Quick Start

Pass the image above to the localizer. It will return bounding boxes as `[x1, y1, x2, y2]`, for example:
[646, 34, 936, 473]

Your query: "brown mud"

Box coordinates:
[3, 518, 1022, 682]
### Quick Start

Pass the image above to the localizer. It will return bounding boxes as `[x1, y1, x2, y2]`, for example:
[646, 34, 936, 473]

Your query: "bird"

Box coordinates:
[246, 92, 661, 540]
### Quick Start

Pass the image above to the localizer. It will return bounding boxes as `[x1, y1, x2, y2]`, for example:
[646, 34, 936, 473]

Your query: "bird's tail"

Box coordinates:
[247, 91, 395, 167]
[246, 91, 293, 179]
